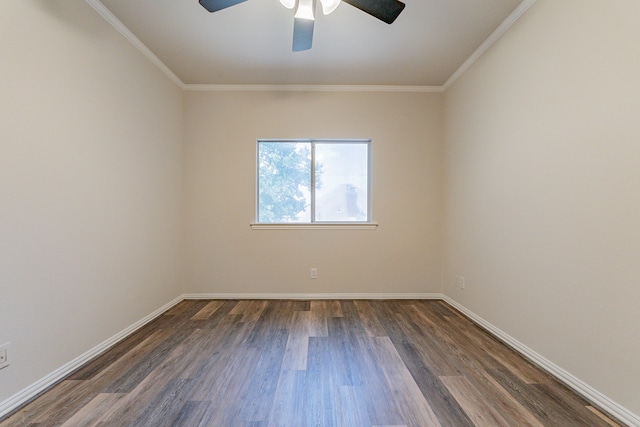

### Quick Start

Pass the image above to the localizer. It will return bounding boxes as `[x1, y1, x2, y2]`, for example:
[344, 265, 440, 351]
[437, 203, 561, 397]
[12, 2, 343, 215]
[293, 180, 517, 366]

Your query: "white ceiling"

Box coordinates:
[95, 0, 528, 86]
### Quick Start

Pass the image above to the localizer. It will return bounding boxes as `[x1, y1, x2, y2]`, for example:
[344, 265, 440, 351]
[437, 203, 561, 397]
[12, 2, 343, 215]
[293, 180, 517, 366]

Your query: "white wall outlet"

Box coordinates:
[0, 343, 9, 369]
[459, 276, 466, 290]
[310, 268, 318, 279]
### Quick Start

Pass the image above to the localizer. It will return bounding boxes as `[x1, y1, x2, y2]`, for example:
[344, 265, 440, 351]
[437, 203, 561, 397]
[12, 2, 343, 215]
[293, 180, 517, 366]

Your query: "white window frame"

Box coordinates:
[251, 139, 377, 230]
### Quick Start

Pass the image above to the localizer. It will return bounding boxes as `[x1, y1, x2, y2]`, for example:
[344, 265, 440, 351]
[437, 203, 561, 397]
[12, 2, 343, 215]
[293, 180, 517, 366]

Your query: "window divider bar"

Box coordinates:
[310, 141, 316, 223]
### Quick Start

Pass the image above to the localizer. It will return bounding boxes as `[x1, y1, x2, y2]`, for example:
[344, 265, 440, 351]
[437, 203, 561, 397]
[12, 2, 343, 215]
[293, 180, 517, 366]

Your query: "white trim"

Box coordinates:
[184, 84, 443, 93]
[442, 0, 537, 91]
[0, 296, 184, 420]
[85, 0, 534, 93]
[183, 293, 445, 300]
[0, 292, 441, 419]
[3, 292, 638, 426]
[84, 0, 185, 89]
[250, 223, 378, 230]
[442, 296, 640, 427]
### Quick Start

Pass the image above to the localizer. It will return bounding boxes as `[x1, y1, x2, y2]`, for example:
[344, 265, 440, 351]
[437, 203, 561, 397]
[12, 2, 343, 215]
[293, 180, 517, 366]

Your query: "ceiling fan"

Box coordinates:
[198, 0, 406, 52]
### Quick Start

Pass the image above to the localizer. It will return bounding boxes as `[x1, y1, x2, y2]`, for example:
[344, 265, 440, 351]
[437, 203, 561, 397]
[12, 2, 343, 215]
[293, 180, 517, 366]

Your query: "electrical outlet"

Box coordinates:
[459, 276, 466, 290]
[0, 343, 9, 369]
[310, 268, 318, 279]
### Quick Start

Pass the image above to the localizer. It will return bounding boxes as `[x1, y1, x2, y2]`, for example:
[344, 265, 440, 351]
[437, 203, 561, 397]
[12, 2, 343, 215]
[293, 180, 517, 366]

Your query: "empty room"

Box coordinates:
[1, 0, 638, 425]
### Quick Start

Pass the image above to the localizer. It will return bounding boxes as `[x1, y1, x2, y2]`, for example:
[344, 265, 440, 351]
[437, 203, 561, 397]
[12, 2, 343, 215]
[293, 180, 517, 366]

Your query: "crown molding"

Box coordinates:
[442, 0, 537, 91]
[184, 84, 443, 93]
[84, 0, 185, 89]
[86, 0, 536, 93]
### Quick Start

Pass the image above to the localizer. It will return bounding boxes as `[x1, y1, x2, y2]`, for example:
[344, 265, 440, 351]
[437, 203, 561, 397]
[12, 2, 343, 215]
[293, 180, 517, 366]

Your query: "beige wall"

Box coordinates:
[2, 0, 638, 421]
[0, 1, 184, 402]
[443, 0, 640, 415]
[184, 90, 442, 295]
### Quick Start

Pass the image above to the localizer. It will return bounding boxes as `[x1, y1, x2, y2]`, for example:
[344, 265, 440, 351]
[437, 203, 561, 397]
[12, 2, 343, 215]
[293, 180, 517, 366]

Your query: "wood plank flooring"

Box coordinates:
[0, 300, 623, 426]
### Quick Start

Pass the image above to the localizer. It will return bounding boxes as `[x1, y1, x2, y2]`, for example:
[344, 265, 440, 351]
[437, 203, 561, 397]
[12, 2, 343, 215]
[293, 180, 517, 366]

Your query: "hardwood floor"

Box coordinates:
[0, 300, 623, 427]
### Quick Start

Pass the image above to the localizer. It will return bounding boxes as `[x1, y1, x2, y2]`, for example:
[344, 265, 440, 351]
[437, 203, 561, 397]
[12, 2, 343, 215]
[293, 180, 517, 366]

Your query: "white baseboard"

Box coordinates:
[4, 293, 637, 426]
[442, 296, 640, 427]
[0, 292, 440, 420]
[183, 292, 446, 300]
[0, 295, 184, 420]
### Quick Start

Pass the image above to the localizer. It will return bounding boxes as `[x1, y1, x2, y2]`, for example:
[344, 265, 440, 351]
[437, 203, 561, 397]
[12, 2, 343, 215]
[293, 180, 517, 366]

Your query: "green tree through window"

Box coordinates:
[258, 142, 311, 222]
[257, 140, 370, 223]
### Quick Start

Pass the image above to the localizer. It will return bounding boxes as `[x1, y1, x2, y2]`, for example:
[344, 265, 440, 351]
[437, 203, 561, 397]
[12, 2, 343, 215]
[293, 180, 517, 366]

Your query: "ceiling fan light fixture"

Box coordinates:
[294, 0, 316, 21]
[319, 0, 340, 15]
[199, 0, 405, 52]
[279, 0, 295, 9]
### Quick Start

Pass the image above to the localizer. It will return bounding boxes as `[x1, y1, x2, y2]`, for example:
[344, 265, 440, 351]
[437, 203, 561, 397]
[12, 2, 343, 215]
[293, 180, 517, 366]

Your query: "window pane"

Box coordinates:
[314, 143, 369, 222]
[258, 142, 311, 222]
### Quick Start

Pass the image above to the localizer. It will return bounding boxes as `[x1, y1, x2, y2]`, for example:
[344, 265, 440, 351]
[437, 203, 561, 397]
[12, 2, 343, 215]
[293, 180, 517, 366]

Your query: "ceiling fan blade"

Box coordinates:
[342, 0, 405, 24]
[292, 18, 314, 52]
[199, 0, 247, 13]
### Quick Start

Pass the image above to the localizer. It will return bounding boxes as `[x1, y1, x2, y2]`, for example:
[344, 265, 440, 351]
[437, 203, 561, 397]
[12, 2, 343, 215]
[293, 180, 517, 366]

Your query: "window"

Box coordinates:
[255, 139, 372, 225]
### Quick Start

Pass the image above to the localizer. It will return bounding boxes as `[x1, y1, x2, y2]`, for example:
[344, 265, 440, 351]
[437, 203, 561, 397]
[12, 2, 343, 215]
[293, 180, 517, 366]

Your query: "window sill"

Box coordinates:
[250, 223, 378, 230]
